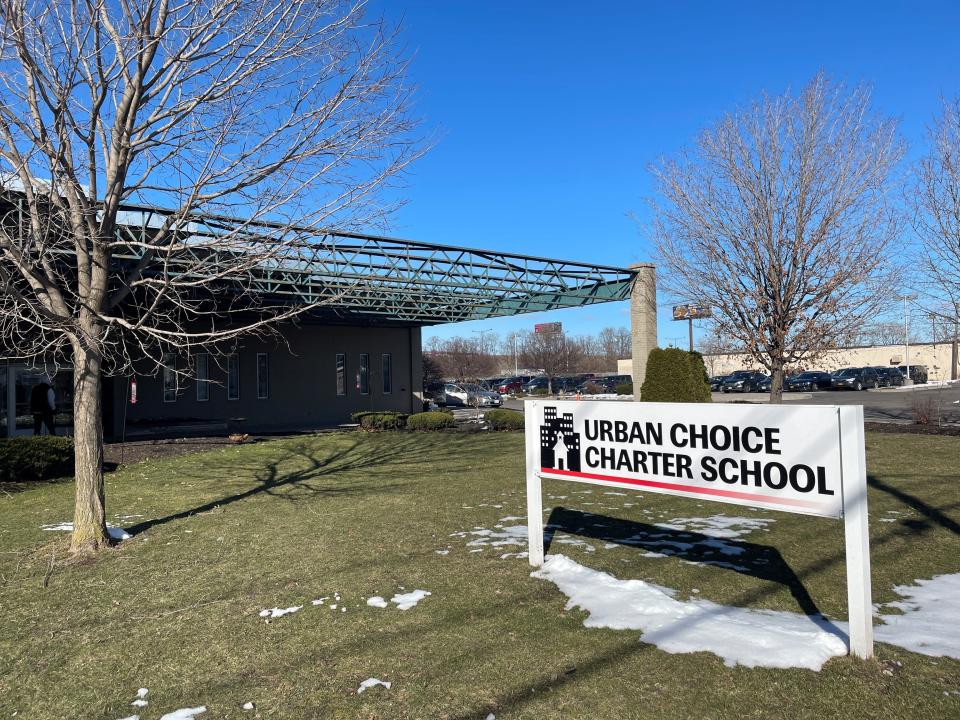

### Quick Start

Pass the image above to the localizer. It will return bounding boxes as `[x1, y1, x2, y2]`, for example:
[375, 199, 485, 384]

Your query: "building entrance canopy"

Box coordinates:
[110, 205, 637, 325]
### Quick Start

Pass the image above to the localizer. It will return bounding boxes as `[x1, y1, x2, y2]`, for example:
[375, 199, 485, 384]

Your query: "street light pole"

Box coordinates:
[897, 294, 918, 385]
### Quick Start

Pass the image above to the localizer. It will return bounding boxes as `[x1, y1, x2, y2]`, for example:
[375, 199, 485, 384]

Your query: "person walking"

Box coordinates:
[31, 376, 56, 436]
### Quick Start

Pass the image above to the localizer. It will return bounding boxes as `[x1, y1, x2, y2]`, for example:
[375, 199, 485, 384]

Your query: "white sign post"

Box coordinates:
[524, 399, 873, 659]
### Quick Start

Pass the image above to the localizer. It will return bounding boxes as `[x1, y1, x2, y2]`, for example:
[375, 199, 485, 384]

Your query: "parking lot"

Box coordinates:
[501, 383, 960, 426]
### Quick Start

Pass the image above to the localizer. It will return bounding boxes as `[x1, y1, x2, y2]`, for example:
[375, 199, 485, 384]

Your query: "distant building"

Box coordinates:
[619, 340, 959, 382]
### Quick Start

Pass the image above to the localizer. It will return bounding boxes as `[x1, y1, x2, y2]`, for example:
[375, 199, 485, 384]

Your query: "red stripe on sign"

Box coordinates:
[539, 467, 825, 510]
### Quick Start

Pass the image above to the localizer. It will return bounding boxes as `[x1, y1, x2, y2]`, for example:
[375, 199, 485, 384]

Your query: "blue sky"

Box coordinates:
[369, 1, 960, 347]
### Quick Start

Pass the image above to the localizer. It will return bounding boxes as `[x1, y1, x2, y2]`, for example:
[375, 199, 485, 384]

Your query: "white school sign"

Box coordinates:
[524, 399, 873, 658]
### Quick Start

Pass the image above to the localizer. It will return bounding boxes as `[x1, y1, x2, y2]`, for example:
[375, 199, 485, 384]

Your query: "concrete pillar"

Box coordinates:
[629, 263, 657, 397]
[409, 326, 424, 413]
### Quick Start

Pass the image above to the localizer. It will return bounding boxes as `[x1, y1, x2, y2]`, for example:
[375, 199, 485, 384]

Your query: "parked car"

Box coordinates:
[497, 376, 533, 394]
[577, 374, 632, 393]
[756, 375, 772, 392]
[425, 381, 453, 405]
[709, 375, 728, 392]
[897, 365, 928, 384]
[880, 367, 905, 387]
[831, 367, 880, 391]
[438, 382, 502, 407]
[785, 371, 834, 392]
[720, 370, 766, 393]
[523, 377, 551, 393]
[870, 367, 903, 388]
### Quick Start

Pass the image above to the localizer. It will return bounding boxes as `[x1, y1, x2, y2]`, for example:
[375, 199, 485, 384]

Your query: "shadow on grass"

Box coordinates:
[543, 507, 823, 616]
[867, 474, 960, 536]
[125, 434, 468, 536]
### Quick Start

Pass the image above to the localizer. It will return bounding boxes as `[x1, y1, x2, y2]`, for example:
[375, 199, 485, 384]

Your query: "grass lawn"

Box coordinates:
[1, 430, 958, 719]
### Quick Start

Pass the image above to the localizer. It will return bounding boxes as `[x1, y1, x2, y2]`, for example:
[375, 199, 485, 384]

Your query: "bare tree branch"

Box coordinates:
[0, 0, 422, 552]
[648, 73, 905, 402]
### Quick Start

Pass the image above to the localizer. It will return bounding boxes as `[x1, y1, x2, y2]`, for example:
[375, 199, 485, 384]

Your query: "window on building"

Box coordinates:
[336, 353, 346, 396]
[162, 353, 177, 403]
[257, 353, 269, 400]
[359, 353, 370, 395]
[196, 353, 209, 402]
[382, 353, 392, 394]
[227, 353, 240, 400]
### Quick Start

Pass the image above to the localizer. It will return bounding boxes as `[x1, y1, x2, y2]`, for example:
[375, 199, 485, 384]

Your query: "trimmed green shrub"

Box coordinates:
[0, 436, 74, 483]
[406, 411, 457, 431]
[640, 347, 712, 403]
[687, 351, 712, 402]
[350, 411, 408, 430]
[484, 409, 524, 431]
[614, 382, 633, 396]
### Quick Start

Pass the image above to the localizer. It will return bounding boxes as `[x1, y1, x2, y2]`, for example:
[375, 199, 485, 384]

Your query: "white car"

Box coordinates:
[441, 382, 502, 407]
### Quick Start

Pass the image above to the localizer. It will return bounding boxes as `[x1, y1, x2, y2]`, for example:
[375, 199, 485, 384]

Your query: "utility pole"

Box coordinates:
[897, 294, 918, 385]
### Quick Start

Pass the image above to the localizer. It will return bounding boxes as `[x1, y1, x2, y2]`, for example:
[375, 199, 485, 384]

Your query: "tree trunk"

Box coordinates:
[770, 364, 785, 404]
[69, 342, 109, 553]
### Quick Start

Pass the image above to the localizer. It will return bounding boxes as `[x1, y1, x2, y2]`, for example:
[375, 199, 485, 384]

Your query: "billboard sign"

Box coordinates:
[672, 304, 712, 321]
[523, 399, 872, 658]
[534, 322, 562, 334]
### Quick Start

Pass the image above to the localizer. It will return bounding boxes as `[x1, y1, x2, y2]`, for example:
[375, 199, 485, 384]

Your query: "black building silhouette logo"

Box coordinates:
[540, 406, 581, 471]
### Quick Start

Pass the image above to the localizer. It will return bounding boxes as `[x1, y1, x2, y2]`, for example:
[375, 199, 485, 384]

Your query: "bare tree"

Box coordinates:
[425, 336, 497, 381]
[650, 74, 904, 402]
[913, 98, 960, 339]
[519, 330, 584, 392]
[0, 0, 420, 552]
[697, 325, 738, 376]
[596, 326, 631, 370]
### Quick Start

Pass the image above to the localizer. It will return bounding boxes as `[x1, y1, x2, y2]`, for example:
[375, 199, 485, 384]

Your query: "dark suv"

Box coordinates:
[721, 370, 767, 393]
[786, 371, 834, 392]
[831, 367, 880, 391]
[872, 367, 904, 388]
[897, 365, 928, 384]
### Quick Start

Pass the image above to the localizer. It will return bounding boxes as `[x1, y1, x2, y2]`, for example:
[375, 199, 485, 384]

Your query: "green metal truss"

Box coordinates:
[31, 198, 639, 325]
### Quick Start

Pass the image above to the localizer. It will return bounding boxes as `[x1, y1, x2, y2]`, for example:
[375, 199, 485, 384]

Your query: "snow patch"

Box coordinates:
[159, 708, 206, 720]
[452, 524, 527, 548]
[391, 589, 431, 610]
[242, 702, 254, 711]
[532, 554, 847, 670]
[366, 596, 388, 608]
[41, 522, 131, 541]
[655, 515, 774, 540]
[258, 605, 302, 618]
[875, 574, 960, 658]
[357, 678, 391, 693]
